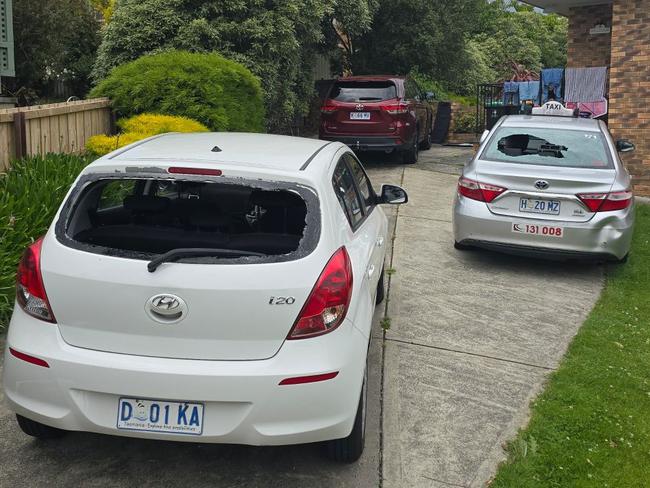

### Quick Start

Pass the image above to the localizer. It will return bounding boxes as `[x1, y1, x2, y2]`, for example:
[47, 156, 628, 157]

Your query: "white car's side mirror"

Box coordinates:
[378, 184, 408, 205]
[479, 130, 490, 144]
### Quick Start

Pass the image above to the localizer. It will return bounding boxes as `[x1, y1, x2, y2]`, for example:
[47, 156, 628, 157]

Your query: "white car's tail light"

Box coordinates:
[457, 177, 506, 203]
[578, 190, 633, 212]
[16, 238, 56, 323]
[287, 247, 353, 340]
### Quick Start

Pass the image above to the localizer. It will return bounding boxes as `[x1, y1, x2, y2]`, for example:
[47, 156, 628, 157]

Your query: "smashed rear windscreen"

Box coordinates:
[482, 128, 613, 169]
[57, 175, 319, 264]
[329, 81, 397, 102]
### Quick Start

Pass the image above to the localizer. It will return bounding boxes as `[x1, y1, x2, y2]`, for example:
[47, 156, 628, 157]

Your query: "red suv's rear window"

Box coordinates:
[329, 81, 397, 103]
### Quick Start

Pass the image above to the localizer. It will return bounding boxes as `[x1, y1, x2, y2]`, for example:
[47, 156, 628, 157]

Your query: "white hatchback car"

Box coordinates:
[3, 132, 408, 463]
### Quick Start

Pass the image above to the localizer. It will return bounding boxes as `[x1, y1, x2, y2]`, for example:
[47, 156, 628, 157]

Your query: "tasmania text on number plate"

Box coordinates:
[512, 223, 564, 238]
[117, 398, 204, 435]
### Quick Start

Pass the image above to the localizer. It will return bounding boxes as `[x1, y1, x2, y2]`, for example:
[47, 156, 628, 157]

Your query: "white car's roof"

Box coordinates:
[94, 132, 340, 172]
[501, 115, 603, 132]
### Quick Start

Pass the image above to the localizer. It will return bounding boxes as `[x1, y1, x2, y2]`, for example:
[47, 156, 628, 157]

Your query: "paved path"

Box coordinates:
[373, 152, 603, 487]
[0, 146, 603, 487]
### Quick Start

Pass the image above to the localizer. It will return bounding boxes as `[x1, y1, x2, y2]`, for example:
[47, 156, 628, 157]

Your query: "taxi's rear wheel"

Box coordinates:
[616, 253, 629, 264]
[326, 365, 367, 463]
[454, 241, 472, 251]
[16, 414, 66, 439]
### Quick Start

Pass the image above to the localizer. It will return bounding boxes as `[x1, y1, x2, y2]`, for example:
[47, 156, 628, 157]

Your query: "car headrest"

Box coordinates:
[123, 195, 171, 213]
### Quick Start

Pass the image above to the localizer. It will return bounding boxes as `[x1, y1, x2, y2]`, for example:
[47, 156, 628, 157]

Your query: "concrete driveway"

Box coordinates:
[0, 146, 603, 487]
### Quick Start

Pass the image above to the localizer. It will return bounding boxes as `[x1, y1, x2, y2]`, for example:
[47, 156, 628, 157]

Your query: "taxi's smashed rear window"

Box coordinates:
[482, 127, 613, 169]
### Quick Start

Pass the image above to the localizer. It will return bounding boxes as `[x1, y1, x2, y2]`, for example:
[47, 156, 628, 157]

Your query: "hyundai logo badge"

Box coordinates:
[146, 294, 187, 323]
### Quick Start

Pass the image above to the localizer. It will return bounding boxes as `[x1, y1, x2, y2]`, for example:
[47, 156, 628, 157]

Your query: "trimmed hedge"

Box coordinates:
[90, 51, 265, 132]
[0, 155, 91, 327]
[86, 113, 209, 156]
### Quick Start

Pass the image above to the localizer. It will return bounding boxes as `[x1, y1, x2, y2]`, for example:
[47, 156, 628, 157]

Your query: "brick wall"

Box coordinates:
[609, 0, 650, 195]
[567, 4, 613, 68]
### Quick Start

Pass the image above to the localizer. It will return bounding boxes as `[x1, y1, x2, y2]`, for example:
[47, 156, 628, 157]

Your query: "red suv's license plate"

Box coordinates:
[350, 112, 370, 120]
[512, 223, 564, 238]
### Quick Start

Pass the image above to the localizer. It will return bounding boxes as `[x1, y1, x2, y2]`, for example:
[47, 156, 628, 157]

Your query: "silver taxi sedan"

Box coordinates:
[453, 111, 635, 262]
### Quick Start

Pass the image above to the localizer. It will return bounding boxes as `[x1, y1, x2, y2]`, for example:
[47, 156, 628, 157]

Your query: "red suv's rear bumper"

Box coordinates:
[319, 134, 405, 152]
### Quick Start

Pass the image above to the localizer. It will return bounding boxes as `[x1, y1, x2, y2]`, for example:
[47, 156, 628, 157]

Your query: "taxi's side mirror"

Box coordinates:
[616, 139, 635, 153]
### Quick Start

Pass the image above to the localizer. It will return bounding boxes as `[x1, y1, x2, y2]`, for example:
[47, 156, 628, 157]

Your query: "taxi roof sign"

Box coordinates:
[531, 101, 578, 117]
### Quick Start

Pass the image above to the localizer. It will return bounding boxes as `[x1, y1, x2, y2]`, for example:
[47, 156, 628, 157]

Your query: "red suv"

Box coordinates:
[319, 76, 434, 164]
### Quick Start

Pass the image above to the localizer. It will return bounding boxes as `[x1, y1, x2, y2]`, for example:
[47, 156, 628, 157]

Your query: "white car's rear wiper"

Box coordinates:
[148, 248, 265, 272]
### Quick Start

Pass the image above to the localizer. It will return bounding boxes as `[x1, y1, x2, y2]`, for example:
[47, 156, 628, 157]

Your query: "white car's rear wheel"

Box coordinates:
[326, 364, 367, 463]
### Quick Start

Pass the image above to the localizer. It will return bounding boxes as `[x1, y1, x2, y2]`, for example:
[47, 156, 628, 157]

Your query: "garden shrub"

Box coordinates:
[451, 110, 477, 134]
[0, 154, 91, 327]
[90, 51, 265, 132]
[86, 113, 209, 156]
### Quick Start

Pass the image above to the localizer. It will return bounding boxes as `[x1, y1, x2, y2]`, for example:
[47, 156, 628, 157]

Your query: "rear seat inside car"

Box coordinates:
[74, 182, 308, 256]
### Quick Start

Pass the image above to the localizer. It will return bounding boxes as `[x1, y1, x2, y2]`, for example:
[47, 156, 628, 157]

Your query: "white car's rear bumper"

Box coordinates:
[3, 306, 366, 445]
[453, 195, 634, 261]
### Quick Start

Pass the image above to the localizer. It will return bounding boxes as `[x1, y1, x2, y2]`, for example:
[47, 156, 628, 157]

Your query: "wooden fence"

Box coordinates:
[0, 98, 113, 170]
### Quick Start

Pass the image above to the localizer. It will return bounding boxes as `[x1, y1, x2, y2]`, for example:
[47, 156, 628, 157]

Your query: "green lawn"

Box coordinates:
[0, 154, 91, 328]
[492, 205, 650, 487]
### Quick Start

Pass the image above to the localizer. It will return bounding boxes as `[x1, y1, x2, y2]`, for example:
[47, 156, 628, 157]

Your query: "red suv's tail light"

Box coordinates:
[380, 102, 409, 115]
[16, 238, 56, 323]
[457, 177, 506, 203]
[287, 247, 353, 340]
[578, 190, 633, 212]
[320, 104, 338, 114]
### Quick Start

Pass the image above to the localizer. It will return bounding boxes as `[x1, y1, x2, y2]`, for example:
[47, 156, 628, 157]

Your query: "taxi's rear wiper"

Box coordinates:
[148, 248, 264, 272]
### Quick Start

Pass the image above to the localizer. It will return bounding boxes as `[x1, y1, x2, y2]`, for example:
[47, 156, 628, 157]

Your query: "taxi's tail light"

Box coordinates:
[16, 238, 56, 323]
[458, 177, 506, 203]
[287, 247, 353, 340]
[578, 190, 633, 212]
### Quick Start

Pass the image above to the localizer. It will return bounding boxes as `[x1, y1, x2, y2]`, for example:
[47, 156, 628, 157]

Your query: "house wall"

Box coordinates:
[567, 4, 613, 68]
[609, 0, 650, 195]
[566, 1, 650, 196]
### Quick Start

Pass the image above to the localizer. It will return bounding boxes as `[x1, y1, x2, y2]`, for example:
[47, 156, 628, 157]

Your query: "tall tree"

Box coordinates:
[93, 0, 377, 133]
[352, 0, 484, 80]
[9, 0, 100, 100]
[470, 5, 567, 82]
